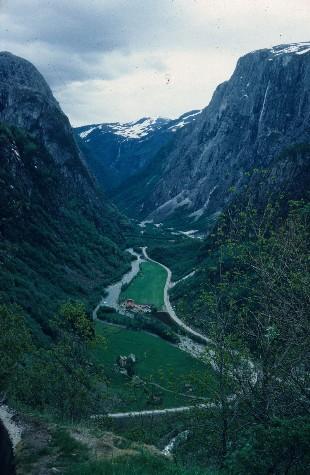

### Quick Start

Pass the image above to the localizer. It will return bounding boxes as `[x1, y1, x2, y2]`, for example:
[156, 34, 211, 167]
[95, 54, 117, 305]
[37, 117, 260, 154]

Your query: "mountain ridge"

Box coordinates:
[113, 42, 310, 229]
[75, 110, 202, 190]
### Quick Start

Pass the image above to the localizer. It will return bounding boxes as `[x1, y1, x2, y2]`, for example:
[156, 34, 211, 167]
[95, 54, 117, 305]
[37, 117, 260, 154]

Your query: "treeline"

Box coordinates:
[97, 309, 179, 344]
[0, 301, 105, 420]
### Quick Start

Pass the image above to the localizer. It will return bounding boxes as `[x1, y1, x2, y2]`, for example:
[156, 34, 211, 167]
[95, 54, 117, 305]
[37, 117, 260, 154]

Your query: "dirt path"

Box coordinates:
[92, 404, 210, 420]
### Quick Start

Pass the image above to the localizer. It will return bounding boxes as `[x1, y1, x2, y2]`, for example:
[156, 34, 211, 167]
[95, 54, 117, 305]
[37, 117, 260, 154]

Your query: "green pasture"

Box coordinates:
[120, 261, 167, 309]
[92, 322, 215, 411]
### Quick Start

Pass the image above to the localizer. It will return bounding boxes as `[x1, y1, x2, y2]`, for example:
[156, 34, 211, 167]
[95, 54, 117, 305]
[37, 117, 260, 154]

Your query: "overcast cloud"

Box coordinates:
[0, 0, 309, 125]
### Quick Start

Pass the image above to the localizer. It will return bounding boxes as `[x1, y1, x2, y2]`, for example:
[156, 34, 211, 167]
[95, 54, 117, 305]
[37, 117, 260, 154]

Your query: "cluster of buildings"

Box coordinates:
[120, 298, 152, 314]
[116, 353, 136, 377]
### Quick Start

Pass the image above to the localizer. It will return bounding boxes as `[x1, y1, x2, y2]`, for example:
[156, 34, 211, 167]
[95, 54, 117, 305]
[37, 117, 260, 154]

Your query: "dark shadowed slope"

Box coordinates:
[0, 52, 131, 335]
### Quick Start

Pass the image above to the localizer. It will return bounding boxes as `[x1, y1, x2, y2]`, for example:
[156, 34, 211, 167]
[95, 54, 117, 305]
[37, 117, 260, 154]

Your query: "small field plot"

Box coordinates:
[120, 261, 166, 309]
[92, 322, 215, 412]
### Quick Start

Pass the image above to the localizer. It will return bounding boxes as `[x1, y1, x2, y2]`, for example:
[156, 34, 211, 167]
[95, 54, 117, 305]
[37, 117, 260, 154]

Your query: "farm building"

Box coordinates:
[121, 299, 152, 314]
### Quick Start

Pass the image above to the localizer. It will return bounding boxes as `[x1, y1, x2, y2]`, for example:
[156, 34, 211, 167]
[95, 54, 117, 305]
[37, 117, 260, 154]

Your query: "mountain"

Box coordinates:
[0, 52, 130, 335]
[114, 42, 310, 229]
[74, 110, 202, 191]
[0, 52, 98, 197]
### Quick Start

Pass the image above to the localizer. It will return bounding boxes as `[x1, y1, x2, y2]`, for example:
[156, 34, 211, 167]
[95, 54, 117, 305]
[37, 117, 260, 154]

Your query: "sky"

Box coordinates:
[0, 0, 309, 126]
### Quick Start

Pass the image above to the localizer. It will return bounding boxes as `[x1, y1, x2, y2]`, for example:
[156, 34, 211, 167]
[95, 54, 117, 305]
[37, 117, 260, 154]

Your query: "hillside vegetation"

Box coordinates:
[0, 124, 130, 336]
[167, 199, 310, 473]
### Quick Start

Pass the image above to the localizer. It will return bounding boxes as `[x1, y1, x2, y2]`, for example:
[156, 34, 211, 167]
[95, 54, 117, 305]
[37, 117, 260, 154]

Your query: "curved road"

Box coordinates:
[91, 249, 254, 420]
[142, 247, 210, 344]
[91, 403, 210, 420]
[91, 247, 212, 420]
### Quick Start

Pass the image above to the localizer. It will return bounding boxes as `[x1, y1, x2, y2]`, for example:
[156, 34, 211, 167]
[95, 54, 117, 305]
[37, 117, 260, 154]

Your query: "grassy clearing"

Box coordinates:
[148, 239, 202, 281]
[120, 261, 167, 309]
[92, 322, 215, 411]
[64, 452, 210, 475]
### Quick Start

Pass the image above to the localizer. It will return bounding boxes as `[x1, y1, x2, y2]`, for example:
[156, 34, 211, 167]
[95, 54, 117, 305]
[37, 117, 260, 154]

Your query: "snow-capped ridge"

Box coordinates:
[78, 110, 202, 141]
[168, 109, 202, 132]
[78, 117, 171, 140]
[270, 42, 310, 56]
[111, 117, 170, 139]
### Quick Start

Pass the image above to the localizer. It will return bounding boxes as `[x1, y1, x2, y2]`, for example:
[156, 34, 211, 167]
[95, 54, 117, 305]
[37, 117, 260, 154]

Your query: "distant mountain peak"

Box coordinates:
[110, 117, 171, 139]
[78, 111, 203, 143]
[79, 116, 171, 141]
[75, 109, 201, 190]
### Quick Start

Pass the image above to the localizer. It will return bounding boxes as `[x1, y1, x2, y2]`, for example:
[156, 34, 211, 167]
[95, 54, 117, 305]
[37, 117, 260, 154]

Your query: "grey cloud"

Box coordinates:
[0, 0, 179, 86]
[0, 0, 309, 124]
[1, 0, 179, 53]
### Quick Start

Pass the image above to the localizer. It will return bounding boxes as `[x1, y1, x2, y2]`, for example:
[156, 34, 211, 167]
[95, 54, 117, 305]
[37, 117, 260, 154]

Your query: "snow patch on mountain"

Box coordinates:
[78, 117, 170, 141]
[78, 111, 202, 141]
[169, 110, 202, 132]
[79, 126, 97, 139]
[270, 42, 310, 56]
[111, 117, 168, 139]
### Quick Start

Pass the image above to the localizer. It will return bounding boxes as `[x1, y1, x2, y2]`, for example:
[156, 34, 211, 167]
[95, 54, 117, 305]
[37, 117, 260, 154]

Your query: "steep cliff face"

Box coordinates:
[0, 52, 97, 200]
[0, 53, 130, 332]
[114, 42, 310, 227]
[75, 111, 201, 191]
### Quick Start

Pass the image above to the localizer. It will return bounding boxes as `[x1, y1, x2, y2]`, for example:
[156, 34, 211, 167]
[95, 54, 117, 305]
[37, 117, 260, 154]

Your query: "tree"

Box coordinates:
[12, 301, 105, 419]
[0, 304, 32, 392]
[191, 200, 310, 471]
[54, 301, 95, 342]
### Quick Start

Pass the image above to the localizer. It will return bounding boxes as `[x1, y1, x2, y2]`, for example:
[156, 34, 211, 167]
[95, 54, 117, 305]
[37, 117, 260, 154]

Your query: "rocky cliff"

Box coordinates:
[114, 42, 310, 228]
[0, 52, 99, 201]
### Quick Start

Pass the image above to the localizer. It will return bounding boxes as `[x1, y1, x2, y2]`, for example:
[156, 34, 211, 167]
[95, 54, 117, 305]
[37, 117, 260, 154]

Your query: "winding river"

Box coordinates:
[92, 248, 145, 319]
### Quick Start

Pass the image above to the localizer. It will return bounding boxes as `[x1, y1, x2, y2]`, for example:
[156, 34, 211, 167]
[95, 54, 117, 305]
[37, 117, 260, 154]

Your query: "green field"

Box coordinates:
[120, 261, 167, 309]
[92, 322, 215, 411]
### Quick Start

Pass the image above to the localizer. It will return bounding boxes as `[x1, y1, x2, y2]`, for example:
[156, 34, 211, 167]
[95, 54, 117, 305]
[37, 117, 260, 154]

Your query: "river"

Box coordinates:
[92, 248, 145, 319]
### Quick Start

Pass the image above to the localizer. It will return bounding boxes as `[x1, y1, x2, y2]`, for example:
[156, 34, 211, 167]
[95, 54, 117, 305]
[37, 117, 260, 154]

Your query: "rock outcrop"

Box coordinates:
[0, 52, 98, 202]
